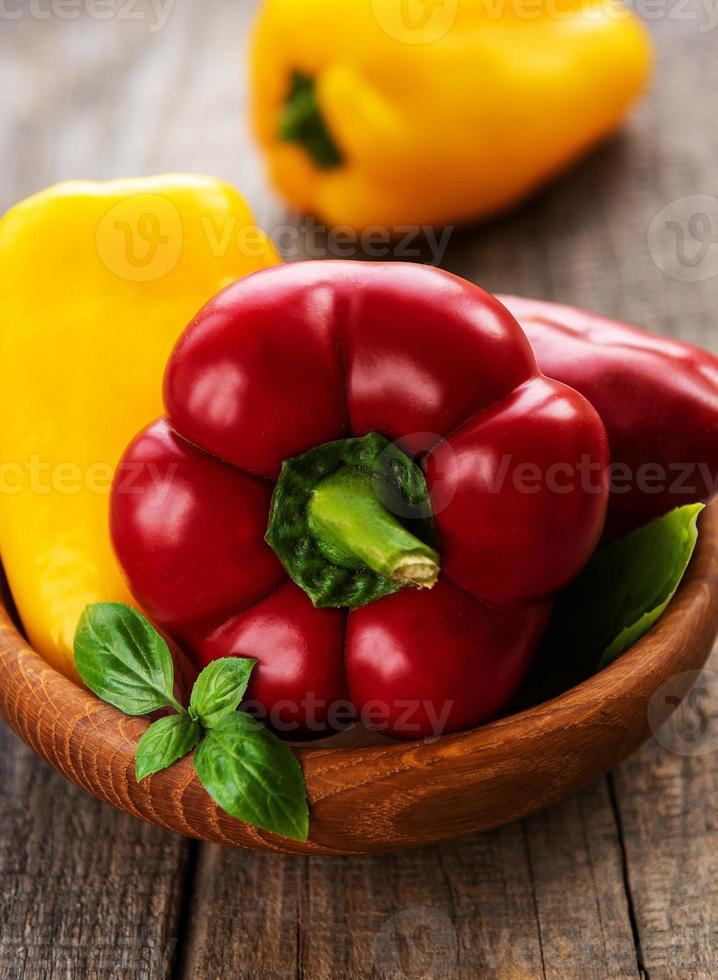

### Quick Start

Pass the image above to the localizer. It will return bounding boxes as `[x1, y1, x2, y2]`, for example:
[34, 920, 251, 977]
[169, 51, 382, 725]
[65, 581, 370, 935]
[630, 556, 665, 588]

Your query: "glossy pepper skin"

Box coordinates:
[502, 296, 718, 540]
[251, 0, 652, 231]
[111, 262, 609, 740]
[0, 176, 278, 678]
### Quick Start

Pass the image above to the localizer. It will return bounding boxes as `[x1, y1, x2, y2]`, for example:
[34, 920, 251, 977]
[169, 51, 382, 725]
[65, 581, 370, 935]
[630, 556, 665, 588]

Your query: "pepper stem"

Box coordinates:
[278, 71, 343, 170]
[307, 468, 439, 590]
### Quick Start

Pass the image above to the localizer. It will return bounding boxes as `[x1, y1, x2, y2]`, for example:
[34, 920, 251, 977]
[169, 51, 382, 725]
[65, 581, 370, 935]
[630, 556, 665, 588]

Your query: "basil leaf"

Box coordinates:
[542, 504, 703, 679]
[194, 713, 309, 841]
[189, 657, 256, 729]
[74, 603, 181, 716]
[136, 714, 201, 782]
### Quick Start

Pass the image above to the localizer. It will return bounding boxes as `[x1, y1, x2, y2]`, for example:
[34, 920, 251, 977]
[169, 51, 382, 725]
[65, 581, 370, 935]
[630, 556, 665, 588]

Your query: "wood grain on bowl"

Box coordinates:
[1, 502, 718, 856]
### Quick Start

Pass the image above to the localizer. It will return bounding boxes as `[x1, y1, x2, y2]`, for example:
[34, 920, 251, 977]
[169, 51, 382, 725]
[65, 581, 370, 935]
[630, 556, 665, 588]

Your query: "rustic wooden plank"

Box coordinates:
[176, 845, 302, 979]
[0, 719, 190, 979]
[521, 782, 641, 980]
[177, 778, 638, 979]
[610, 645, 718, 978]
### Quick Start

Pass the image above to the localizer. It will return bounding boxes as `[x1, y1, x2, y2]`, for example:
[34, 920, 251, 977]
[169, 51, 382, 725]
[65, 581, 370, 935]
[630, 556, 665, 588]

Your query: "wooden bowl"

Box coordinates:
[2, 503, 718, 856]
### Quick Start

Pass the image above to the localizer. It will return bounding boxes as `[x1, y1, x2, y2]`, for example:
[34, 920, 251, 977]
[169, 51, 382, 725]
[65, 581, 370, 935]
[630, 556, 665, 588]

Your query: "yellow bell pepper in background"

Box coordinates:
[251, 0, 653, 231]
[0, 175, 279, 679]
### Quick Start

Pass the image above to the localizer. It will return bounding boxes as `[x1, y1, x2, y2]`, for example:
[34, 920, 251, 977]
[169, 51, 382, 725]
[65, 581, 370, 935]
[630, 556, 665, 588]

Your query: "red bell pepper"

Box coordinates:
[502, 296, 718, 539]
[111, 263, 609, 740]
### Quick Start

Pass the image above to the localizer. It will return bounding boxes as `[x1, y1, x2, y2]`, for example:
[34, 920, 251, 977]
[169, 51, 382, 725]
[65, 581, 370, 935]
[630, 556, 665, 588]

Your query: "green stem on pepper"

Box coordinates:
[307, 467, 439, 589]
[265, 432, 439, 608]
[278, 71, 343, 170]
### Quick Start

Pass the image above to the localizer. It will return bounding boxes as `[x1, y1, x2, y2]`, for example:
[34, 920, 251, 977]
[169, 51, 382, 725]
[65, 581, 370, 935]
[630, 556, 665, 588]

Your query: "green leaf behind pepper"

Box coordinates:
[595, 503, 703, 668]
[530, 504, 703, 697]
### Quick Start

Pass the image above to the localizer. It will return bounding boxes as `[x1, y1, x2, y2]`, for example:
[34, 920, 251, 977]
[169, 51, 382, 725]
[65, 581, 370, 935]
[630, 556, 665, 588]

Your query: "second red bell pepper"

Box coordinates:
[502, 296, 718, 539]
[111, 263, 609, 740]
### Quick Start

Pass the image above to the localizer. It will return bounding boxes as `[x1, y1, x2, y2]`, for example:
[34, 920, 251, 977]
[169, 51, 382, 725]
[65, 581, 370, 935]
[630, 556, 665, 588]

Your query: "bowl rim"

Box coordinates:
[1, 502, 717, 855]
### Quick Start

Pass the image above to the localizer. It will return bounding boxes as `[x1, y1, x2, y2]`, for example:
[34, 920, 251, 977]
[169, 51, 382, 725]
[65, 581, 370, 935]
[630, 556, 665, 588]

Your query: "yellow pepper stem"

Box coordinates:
[278, 71, 342, 170]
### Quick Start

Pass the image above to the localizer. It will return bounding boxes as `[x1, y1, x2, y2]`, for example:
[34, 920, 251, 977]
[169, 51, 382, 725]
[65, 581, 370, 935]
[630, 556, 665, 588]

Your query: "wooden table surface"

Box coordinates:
[2, 2, 718, 977]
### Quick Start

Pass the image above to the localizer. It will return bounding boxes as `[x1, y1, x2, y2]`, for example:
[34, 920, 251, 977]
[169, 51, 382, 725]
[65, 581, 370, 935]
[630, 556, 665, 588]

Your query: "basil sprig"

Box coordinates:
[74, 605, 308, 842]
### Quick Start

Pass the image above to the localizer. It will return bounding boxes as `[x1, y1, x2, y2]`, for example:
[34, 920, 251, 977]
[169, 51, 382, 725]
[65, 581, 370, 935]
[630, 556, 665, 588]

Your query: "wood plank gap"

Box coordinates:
[521, 822, 548, 980]
[607, 773, 649, 980]
[170, 838, 202, 980]
[296, 857, 307, 980]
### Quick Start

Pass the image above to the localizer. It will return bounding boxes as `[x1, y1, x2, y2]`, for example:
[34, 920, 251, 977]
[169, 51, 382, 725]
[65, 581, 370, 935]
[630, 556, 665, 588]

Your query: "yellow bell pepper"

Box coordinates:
[0, 175, 279, 679]
[251, 0, 652, 231]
